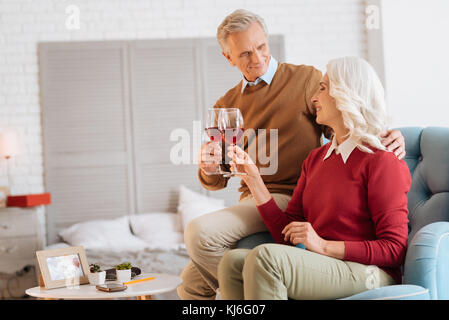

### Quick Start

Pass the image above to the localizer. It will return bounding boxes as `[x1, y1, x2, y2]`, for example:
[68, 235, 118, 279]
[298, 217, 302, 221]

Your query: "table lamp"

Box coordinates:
[0, 127, 21, 188]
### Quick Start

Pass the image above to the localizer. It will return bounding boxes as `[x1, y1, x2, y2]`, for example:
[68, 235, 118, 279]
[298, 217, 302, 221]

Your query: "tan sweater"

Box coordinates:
[199, 63, 325, 200]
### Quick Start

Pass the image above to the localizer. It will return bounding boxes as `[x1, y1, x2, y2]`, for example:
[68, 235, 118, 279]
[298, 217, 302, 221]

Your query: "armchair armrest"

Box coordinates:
[341, 285, 429, 300]
[403, 221, 449, 300]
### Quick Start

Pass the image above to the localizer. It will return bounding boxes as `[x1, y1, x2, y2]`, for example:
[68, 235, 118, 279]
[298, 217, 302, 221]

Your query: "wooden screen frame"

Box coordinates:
[0, 186, 9, 208]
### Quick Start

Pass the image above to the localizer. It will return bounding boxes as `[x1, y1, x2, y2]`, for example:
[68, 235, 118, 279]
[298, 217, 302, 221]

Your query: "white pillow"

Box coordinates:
[177, 185, 226, 231]
[137, 231, 185, 251]
[130, 212, 182, 241]
[58, 216, 148, 252]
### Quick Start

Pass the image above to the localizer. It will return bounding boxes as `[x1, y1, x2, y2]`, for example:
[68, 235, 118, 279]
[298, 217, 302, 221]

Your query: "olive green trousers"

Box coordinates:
[217, 243, 395, 300]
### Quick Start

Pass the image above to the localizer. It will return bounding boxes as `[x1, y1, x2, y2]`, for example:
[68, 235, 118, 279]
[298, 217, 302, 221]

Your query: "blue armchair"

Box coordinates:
[236, 127, 449, 300]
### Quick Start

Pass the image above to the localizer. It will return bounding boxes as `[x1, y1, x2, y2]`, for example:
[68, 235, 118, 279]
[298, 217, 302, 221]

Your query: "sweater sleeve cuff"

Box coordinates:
[256, 197, 277, 211]
[256, 197, 281, 223]
[198, 168, 227, 190]
[343, 241, 364, 262]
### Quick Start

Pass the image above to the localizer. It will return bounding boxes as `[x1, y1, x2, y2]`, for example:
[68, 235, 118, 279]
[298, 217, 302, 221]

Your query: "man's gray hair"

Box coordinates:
[217, 9, 268, 54]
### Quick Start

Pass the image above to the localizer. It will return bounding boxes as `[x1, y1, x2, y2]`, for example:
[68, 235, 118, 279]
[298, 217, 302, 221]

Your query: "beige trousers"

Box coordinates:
[177, 193, 292, 300]
[217, 244, 395, 300]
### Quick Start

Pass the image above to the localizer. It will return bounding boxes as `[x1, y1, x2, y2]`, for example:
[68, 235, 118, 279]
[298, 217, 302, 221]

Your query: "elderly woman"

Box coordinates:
[217, 56, 411, 300]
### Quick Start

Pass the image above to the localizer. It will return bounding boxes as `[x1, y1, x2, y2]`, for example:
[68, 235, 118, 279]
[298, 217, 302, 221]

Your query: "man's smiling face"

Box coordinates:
[222, 22, 271, 82]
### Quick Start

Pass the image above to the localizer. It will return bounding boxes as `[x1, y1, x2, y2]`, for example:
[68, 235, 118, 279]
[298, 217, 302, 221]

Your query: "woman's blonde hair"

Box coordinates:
[326, 56, 388, 153]
[217, 9, 268, 55]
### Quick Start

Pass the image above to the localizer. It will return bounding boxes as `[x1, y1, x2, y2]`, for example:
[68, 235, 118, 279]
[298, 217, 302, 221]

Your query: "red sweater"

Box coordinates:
[256, 143, 411, 284]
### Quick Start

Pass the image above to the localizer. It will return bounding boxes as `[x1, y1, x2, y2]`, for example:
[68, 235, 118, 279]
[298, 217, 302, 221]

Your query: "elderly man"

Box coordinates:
[177, 9, 405, 300]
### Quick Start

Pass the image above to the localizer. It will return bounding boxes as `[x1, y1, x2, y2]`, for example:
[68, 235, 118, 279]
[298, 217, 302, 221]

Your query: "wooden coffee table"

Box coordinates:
[26, 273, 182, 300]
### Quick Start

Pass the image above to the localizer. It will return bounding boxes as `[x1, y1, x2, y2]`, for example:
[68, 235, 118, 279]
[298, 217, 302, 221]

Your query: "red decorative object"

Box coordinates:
[6, 193, 51, 207]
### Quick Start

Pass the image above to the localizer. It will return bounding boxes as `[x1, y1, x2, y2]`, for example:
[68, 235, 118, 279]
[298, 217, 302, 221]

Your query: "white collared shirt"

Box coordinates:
[323, 136, 360, 164]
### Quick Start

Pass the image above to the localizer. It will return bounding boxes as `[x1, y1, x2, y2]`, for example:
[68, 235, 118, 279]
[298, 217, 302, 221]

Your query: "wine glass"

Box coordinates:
[219, 108, 247, 177]
[203, 108, 229, 175]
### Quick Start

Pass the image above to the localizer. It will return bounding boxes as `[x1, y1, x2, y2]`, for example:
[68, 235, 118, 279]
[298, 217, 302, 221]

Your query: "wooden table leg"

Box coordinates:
[137, 295, 153, 300]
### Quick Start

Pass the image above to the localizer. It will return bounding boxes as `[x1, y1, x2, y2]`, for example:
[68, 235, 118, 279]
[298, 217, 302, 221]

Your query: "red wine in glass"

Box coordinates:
[205, 126, 222, 142]
[222, 128, 245, 145]
[203, 109, 230, 175]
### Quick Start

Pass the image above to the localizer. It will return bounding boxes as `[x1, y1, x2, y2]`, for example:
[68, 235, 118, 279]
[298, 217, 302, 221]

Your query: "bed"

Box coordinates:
[45, 185, 227, 300]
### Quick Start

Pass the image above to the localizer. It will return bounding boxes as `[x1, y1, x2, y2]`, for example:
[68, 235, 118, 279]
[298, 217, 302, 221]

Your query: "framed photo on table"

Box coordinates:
[36, 246, 90, 289]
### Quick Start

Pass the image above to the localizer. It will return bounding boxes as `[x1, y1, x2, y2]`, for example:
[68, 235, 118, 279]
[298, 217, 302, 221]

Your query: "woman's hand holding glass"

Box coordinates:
[226, 145, 261, 185]
[226, 144, 272, 206]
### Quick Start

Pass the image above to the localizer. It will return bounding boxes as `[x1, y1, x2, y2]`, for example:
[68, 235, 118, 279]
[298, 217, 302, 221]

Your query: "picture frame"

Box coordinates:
[36, 246, 90, 289]
[0, 186, 9, 208]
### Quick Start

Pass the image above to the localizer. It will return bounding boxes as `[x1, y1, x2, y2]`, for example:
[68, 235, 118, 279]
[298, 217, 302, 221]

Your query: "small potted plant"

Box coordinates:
[115, 262, 132, 283]
[88, 263, 106, 285]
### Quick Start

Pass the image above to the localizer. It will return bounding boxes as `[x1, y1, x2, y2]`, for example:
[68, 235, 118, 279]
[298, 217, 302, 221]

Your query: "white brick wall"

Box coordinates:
[0, 0, 367, 196]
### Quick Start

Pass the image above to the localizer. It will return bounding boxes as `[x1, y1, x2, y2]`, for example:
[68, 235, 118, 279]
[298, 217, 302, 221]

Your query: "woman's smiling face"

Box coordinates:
[311, 73, 341, 127]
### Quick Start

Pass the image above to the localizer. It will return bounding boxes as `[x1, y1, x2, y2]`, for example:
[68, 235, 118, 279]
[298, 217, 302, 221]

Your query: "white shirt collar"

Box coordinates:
[323, 136, 359, 164]
[241, 56, 278, 93]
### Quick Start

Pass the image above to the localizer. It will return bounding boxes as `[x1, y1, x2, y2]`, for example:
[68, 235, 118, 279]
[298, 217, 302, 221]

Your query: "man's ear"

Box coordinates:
[222, 51, 235, 67]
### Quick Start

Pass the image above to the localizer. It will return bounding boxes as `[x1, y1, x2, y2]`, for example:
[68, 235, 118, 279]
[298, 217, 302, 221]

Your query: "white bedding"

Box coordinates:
[45, 185, 228, 299]
[47, 212, 189, 299]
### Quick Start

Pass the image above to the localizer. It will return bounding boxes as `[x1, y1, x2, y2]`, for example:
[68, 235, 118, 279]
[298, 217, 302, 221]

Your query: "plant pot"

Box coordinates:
[88, 271, 106, 286]
[116, 269, 131, 283]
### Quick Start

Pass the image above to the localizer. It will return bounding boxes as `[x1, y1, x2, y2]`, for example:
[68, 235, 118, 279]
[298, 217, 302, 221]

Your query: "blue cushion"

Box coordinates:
[236, 231, 274, 249]
[405, 127, 449, 241]
[404, 221, 449, 300]
[341, 285, 429, 300]
[398, 127, 423, 176]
